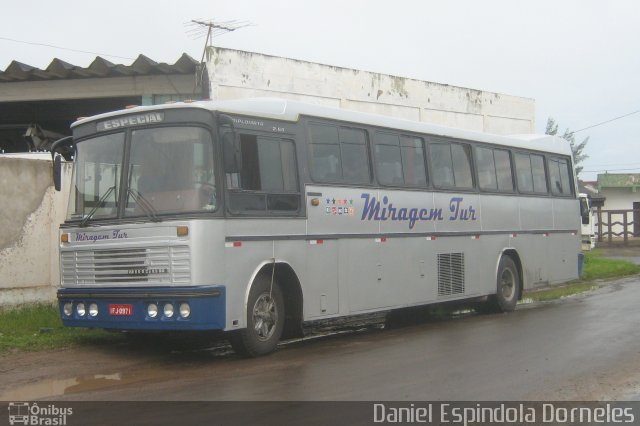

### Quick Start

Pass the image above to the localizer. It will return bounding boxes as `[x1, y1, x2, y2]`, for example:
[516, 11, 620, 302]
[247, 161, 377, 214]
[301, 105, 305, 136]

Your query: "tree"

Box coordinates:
[545, 117, 589, 177]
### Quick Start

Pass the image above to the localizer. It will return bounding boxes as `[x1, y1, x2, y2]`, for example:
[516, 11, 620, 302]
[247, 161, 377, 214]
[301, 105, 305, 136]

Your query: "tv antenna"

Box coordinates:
[187, 19, 253, 58]
[186, 19, 254, 96]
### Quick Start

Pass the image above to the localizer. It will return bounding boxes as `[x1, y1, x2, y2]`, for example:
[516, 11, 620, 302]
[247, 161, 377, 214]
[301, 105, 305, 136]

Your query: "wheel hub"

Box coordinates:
[252, 293, 278, 341]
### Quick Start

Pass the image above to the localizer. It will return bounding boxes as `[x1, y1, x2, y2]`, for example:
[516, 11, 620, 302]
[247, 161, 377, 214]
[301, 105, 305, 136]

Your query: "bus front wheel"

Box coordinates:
[229, 277, 285, 357]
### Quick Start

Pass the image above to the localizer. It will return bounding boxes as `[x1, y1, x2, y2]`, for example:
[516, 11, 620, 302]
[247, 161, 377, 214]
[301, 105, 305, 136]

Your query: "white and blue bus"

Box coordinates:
[52, 98, 581, 356]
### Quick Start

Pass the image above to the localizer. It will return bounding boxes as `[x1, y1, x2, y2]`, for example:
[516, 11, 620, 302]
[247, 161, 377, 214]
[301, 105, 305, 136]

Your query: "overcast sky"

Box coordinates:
[2, 0, 639, 181]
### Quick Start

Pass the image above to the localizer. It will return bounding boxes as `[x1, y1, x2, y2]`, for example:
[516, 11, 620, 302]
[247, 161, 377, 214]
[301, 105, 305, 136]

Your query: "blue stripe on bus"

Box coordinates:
[57, 285, 225, 331]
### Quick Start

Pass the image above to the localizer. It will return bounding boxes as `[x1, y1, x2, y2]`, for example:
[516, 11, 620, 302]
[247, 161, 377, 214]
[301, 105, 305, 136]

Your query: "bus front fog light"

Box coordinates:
[76, 303, 86, 317]
[148, 303, 158, 318]
[164, 303, 174, 318]
[63, 303, 73, 317]
[179, 303, 191, 318]
[89, 303, 99, 317]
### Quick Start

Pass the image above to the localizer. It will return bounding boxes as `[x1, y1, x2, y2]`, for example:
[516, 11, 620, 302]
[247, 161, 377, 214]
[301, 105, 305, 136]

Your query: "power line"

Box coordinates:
[582, 167, 640, 173]
[570, 109, 640, 135]
[0, 36, 134, 61]
[585, 161, 640, 168]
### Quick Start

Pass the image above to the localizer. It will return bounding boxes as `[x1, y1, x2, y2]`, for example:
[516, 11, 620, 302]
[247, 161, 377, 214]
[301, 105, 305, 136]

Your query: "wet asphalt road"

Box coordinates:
[4, 275, 640, 402]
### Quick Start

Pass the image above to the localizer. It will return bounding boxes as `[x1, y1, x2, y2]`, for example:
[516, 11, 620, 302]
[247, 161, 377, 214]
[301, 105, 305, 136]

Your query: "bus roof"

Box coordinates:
[73, 97, 572, 156]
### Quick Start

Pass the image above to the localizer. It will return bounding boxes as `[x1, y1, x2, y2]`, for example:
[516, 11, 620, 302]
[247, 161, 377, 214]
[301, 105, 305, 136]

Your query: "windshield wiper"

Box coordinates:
[127, 188, 161, 222]
[80, 186, 115, 227]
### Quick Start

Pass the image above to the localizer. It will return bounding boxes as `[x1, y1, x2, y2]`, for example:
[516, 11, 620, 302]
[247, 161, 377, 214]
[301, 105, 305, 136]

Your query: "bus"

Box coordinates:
[51, 98, 581, 357]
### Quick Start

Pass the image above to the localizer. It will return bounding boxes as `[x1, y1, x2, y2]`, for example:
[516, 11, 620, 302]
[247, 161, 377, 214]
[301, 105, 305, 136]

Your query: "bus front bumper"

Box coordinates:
[57, 285, 225, 331]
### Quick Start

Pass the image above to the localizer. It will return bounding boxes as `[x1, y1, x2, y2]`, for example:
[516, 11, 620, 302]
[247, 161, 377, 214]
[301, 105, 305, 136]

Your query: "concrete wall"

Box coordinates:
[206, 47, 535, 135]
[0, 154, 71, 307]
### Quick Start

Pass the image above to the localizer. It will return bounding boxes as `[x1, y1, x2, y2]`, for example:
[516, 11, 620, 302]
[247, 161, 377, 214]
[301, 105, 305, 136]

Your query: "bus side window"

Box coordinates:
[531, 154, 548, 193]
[227, 134, 300, 213]
[476, 147, 514, 192]
[515, 152, 548, 194]
[374, 132, 427, 187]
[430, 142, 473, 189]
[308, 123, 371, 184]
[548, 157, 573, 196]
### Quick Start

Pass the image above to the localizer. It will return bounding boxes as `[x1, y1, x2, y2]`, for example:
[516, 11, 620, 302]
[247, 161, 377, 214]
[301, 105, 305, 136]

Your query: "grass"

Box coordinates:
[523, 249, 640, 302]
[581, 250, 640, 281]
[0, 304, 123, 354]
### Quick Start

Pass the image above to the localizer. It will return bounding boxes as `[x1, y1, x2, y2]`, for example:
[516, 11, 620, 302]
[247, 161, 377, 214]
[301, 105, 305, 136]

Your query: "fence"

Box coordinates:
[595, 208, 640, 245]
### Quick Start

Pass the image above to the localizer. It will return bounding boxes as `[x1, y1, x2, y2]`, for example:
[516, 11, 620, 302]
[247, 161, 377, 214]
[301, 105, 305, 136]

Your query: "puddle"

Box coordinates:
[0, 373, 123, 400]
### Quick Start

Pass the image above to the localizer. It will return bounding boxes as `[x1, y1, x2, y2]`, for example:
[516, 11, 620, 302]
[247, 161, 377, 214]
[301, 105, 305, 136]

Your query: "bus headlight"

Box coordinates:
[163, 303, 174, 318]
[76, 303, 86, 317]
[179, 303, 191, 318]
[89, 303, 99, 317]
[63, 303, 73, 317]
[147, 303, 158, 318]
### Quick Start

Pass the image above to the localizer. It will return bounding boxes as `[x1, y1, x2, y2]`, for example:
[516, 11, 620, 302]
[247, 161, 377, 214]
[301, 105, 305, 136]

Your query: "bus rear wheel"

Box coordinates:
[229, 277, 285, 357]
[481, 255, 520, 313]
[495, 255, 520, 312]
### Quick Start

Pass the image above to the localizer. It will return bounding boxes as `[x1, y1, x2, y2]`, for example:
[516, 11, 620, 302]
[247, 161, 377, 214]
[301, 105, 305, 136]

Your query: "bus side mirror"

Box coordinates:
[53, 153, 63, 191]
[222, 131, 242, 173]
[50, 136, 74, 192]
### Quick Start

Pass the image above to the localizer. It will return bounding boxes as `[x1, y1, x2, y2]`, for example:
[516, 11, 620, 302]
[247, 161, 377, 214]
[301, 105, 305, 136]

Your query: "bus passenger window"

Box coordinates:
[374, 132, 403, 185]
[308, 123, 371, 184]
[339, 127, 370, 184]
[476, 147, 513, 192]
[228, 134, 300, 213]
[494, 149, 514, 191]
[430, 142, 473, 189]
[531, 154, 548, 193]
[515, 152, 548, 194]
[374, 132, 427, 187]
[515, 153, 533, 192]
[476, 147, 498, 190]
[548, 157, 572, 195]
[430, 143, 454, 187]
[401, 136, 427, 186]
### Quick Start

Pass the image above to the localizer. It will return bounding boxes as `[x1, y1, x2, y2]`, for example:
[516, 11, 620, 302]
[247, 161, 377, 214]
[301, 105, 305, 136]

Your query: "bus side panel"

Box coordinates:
[553, 198, 581, 231]
[510, 233, 550, 289]
[303, 239, 339, 318]
[479, 195, 520, 232]
[223, 217, 307, 330]
[545, 233, 580, 284]
[519, 197, 553, 230]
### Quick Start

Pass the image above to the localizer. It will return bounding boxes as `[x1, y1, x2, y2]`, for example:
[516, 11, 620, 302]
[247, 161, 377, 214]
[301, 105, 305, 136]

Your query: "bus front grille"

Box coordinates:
[437, 252, 465, 296]
[61, 246, 190, 286]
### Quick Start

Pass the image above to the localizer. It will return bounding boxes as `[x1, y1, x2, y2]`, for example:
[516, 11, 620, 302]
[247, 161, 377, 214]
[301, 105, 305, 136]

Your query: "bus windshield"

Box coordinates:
[67, 126, 216, 221]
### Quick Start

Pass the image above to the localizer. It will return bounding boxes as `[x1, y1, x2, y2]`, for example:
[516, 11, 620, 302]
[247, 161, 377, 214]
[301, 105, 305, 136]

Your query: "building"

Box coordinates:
[597, 173, 640, 238]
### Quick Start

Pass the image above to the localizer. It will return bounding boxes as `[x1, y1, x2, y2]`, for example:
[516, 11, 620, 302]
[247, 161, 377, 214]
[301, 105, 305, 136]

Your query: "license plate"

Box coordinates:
[109, 304, 133, 316]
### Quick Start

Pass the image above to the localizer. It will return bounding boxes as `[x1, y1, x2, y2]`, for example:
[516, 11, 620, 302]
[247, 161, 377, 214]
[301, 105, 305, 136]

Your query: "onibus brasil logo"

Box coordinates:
[8, 402, 73, 425]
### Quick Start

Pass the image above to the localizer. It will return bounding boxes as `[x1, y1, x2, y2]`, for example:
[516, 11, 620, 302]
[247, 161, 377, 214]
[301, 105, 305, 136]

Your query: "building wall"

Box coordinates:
[597, 188, 640, 237]
[0, 155, 71, 307]
[206, 47, 536, 135]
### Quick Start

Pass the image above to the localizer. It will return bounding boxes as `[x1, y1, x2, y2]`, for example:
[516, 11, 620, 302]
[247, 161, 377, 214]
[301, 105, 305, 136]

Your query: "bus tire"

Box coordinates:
[494, 255, 520, 312]
[229, 277, 285, 357]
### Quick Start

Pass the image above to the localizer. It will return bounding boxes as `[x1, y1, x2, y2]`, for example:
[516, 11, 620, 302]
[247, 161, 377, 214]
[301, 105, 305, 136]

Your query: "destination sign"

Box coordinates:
[97, 112, 165, 131]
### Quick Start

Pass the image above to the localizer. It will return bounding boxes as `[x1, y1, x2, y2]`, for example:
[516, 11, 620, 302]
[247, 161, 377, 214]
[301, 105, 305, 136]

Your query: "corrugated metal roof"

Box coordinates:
[0, 53, 199, 82]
